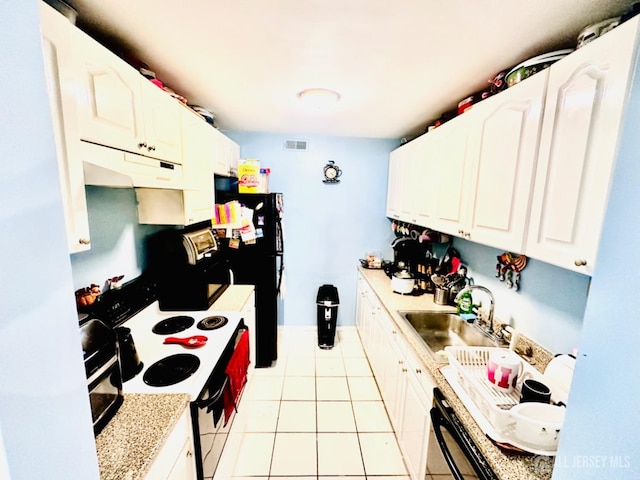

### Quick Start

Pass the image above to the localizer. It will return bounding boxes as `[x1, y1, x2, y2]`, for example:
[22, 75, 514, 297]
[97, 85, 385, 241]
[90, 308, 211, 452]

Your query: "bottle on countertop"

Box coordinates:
[456, 289, 474, 316]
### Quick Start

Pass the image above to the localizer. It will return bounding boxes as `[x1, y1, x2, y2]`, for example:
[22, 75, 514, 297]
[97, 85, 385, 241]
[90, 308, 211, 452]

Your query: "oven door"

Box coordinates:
[193, 376, 236, 480]
[192, 322, 248, 480]
[429, 388, 499, 480]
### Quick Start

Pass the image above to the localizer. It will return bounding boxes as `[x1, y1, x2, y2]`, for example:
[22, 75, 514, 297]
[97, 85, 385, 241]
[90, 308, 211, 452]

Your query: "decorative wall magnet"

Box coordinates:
[496, 253, 527, 291]
[323, 160, 342, 183]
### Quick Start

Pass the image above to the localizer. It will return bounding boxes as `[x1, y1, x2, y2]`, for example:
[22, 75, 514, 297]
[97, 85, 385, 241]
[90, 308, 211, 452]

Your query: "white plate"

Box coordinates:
[507, 49, 574, 77]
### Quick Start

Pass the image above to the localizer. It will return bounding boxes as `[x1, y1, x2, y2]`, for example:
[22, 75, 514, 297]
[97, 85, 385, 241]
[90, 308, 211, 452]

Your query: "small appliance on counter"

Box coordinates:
[146, 226, 233, 311]
[391, 268, 415, 295]
[115, 326, 144, 382]
[79, 319, 124, 435]
[386, 237, 441, 295]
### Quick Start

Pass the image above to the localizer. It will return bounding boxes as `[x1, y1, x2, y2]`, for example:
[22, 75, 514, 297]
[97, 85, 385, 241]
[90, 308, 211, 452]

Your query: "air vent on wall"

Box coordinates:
[284, 140, 308, 151]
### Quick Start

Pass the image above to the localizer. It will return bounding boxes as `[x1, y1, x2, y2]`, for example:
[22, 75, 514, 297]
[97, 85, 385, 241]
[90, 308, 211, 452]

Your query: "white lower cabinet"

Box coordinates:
[399, 346, 436, 480]
[144, 409, 196, 480]
[356, 273, 435, 480]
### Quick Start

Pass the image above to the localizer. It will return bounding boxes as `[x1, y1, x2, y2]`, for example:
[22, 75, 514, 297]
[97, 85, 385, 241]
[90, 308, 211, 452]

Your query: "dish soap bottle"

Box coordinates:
[456, 289, 475, 319]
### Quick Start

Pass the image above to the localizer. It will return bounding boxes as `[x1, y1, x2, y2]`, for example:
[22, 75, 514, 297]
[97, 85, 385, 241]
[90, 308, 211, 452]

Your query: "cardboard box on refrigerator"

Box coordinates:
[238, 158, 260, 193]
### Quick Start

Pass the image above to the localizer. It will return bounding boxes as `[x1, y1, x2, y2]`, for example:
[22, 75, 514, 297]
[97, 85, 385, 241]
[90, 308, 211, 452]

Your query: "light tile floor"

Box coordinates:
[216, 326, 411, 480]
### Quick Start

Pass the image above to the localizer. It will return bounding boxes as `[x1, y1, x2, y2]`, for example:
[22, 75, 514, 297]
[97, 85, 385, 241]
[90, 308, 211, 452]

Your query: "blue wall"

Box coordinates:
[70, 186, 167, 291]
[451, 239, 590, 355]
[1, 2, 99, 478]
[227, 131, 398, 327]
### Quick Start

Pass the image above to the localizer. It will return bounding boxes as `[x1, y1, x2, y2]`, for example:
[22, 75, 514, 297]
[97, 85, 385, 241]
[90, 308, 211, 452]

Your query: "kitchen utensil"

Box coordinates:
[434, 285, 449, 305]
[163, 335, 209, 348]
[520, 379, 552, 403]
[115, 326, 144, 381]
[391, 269, 415, 294]
[510, 403, 566, 449]
[487, 350, 523, 393]
[506, 49, 573, 87]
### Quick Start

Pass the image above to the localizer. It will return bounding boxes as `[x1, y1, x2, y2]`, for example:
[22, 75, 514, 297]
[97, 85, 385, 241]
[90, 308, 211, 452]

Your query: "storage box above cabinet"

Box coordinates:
[75, 26, 182, 164]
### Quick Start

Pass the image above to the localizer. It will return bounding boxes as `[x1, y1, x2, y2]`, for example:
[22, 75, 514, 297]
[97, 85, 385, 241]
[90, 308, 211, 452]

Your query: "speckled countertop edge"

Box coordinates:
[358, 266, 555, 480]
[95, 393, 190, 480]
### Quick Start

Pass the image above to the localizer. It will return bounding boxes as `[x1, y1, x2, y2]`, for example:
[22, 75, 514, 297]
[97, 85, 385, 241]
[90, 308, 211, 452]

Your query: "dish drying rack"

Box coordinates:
[445, 346, 545, 433]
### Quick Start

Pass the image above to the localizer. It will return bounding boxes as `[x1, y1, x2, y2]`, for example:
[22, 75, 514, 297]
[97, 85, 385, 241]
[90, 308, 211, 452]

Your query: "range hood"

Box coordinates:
[80, 141, 188, 190]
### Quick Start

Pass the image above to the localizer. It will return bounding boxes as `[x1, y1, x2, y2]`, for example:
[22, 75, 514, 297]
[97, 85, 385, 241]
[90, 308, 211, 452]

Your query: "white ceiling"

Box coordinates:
[68, 0, 637, 140]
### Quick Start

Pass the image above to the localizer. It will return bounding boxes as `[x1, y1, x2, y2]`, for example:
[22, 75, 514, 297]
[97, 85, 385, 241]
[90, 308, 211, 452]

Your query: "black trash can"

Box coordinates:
[316, 284, 339, 349]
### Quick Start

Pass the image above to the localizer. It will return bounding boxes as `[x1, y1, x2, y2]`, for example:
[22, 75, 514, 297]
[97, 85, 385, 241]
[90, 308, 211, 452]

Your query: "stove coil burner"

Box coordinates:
[197, 315, 229, 331]
[143, 354, 200, 387]
[152, 315, 195, 335]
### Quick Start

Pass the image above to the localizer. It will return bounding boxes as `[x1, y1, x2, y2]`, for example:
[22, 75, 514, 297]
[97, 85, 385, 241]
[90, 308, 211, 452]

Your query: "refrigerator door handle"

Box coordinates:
[229, 268, 235, 285]
[276, 256, 284, 295]
[275, 215, 284, 256]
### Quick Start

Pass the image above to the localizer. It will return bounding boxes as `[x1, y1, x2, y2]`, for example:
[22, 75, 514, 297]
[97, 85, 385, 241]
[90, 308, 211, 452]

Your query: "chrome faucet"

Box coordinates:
[454, 285, 496, 335]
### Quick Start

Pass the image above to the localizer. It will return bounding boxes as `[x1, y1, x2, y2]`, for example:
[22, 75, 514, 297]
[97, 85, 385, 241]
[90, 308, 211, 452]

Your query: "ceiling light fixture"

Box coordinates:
[297, 88, 341, 107]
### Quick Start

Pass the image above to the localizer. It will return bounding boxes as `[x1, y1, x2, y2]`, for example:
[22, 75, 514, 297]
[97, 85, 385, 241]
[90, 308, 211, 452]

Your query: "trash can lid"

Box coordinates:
[316, 284, 339, 304]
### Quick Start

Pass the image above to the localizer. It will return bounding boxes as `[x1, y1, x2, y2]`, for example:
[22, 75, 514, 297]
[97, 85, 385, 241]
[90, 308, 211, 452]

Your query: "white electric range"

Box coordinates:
[120, 300, 244, 400]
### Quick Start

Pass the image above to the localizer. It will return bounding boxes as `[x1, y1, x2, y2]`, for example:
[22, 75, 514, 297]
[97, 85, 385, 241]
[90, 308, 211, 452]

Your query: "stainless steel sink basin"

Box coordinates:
[399, 310, 499, 362]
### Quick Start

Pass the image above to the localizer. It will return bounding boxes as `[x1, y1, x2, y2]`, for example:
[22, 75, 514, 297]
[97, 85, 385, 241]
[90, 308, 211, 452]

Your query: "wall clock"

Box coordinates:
[323, 160, 342, 184]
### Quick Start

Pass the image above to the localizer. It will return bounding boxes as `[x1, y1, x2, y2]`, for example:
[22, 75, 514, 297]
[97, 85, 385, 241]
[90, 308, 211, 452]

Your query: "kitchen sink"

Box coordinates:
[399, 310, 499, 363]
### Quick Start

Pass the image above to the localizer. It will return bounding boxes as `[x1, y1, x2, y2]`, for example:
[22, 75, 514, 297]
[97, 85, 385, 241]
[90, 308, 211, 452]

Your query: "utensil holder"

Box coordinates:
[434, 286, 449, 305]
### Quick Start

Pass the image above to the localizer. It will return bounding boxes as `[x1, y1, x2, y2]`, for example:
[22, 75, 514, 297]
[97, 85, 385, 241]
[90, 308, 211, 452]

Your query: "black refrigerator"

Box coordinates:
[222, 193, 284, 367]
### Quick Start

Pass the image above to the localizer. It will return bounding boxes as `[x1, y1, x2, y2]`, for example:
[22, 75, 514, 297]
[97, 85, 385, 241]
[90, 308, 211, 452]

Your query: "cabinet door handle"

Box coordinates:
[464, 232, 471, 239]
[458, 229, 464, 235]
[138, 141, 147, 149]
[574, 259, 588, 267]
[78, 238, 91, 245]
[147, 145, 156, 152]
[402, 368, 408, 373]
[416, 368, 422, 374]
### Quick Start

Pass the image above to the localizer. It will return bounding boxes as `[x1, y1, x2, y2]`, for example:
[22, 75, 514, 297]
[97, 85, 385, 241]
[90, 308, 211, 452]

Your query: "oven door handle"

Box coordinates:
[198, 375, 228, 411]
[430, 407, 466, 480]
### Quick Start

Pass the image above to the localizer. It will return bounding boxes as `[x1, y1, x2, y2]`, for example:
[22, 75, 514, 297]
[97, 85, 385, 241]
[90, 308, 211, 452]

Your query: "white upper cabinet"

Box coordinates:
[212, 128, 240, 177]
[386, 147, 403, 219]
[140, 81, 183, 163]
[463, 70, 547, 252]
[429, 117, 472, 236]
[386, 140, 417, 222]
[410, 134, 439, 227]
[76, 31, 182, 164]
[39, 3, 91, 253]
[136, 106, 215, 225]
[526, 17, 640, 274]
[427, 72, 546, 253]
[386, 17, 640, 273]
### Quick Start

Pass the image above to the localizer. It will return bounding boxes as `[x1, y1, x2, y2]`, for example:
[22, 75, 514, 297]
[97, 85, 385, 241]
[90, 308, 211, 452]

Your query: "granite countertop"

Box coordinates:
[95, 393, 190, 480]
[358, 266, 555, 480]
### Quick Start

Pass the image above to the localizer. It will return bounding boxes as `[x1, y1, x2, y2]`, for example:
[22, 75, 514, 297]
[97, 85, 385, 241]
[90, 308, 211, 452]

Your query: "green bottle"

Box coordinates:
[457, 290, 474, 316]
